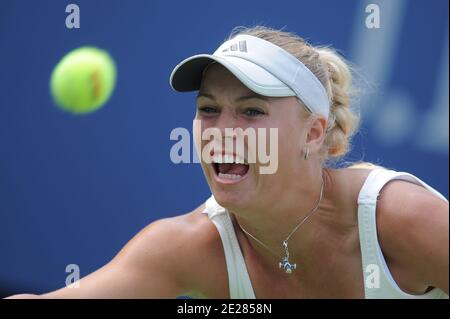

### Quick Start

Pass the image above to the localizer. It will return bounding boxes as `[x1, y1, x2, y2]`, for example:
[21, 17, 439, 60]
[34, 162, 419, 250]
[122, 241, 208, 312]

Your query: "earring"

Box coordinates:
[303, 147, 310, 160]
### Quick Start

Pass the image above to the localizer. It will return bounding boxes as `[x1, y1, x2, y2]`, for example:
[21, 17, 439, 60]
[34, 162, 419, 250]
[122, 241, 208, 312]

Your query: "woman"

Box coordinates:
[8, 26, 448, 299]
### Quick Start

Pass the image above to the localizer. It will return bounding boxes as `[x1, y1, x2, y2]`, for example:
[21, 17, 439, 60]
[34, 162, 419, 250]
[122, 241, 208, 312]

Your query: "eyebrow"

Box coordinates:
[196, 92, 269, 102]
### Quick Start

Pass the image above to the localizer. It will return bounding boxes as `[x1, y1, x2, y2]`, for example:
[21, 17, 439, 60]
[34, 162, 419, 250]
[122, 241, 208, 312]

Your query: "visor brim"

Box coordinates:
[169, 54, 296, 97]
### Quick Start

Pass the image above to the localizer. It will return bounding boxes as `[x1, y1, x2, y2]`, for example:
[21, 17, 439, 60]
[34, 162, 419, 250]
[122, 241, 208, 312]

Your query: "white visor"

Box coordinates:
[170, 34, 330, 118]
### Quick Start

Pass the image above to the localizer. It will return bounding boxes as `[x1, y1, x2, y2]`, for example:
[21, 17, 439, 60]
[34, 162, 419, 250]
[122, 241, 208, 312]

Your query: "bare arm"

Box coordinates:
[377, 180, 449, 295]
[6, 217, 196, 299]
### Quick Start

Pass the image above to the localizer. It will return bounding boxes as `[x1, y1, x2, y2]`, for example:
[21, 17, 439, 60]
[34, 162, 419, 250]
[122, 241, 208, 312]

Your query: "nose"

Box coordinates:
[209, 110, 243, 155]
[214, 109, 240, 135]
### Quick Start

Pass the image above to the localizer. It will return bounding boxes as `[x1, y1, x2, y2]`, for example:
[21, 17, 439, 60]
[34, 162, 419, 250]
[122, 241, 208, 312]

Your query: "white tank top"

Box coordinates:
[201, 168, 449, 299]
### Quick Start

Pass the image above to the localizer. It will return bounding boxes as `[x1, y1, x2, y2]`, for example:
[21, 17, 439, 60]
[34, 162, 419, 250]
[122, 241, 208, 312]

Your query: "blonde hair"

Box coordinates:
[228, 26, 367, 167]
[347, 161, 386, 170]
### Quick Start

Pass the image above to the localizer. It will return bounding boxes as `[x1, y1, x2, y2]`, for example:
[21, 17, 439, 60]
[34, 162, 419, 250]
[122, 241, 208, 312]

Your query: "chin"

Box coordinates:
[202, 154, 257, 211]
[210, 188, 253, 212]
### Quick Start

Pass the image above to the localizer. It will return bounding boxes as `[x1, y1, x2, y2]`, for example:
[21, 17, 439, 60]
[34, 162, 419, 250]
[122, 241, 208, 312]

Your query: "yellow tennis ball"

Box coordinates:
[50, 46, 117, 114]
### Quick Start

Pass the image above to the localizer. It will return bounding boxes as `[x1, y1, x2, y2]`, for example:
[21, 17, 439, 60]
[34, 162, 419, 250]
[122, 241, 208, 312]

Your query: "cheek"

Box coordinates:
[193, 119, 220, 166]
[272, 127, 301, 172]
[281, 115, 305, 148]
[192, 120, 202, 158]
[193, 119, 212, 163]
[245, 126, 293, 177]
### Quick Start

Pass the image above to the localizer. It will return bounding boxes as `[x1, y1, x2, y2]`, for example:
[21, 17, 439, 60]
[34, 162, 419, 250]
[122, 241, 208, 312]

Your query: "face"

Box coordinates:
[194, 63, 317, 212]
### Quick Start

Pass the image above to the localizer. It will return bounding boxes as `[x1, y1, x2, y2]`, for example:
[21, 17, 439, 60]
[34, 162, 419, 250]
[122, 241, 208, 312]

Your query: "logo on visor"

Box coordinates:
[222, 40, 247, 53]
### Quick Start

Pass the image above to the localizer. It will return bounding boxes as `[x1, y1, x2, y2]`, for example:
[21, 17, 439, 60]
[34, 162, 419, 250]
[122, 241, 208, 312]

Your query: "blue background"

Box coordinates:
[0, 0, 448, 295]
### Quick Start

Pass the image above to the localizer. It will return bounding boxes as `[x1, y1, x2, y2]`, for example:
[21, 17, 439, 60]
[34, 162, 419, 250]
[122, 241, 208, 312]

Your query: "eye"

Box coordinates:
[197, 106, 219, 114]
[243, 108, 265, 117]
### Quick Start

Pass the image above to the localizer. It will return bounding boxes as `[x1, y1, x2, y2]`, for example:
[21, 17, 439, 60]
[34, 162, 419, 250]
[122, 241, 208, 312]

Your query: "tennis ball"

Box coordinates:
[50, 46, 117, 114]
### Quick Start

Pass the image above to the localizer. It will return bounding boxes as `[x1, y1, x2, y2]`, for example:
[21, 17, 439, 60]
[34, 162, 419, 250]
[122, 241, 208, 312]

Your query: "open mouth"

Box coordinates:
[211, 154, 250, 183]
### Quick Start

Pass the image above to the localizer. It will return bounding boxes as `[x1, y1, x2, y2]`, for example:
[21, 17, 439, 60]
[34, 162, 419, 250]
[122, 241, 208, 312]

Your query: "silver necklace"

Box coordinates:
[236, 175, 325, 274]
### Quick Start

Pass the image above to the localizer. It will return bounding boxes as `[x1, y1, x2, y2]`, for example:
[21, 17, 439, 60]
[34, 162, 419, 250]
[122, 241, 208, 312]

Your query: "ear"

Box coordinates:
[304, 115, 327, 153]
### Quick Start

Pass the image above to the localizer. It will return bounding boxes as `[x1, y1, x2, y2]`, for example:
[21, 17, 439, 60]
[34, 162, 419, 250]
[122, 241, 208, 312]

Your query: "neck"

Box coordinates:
[230, 167, 338, 270]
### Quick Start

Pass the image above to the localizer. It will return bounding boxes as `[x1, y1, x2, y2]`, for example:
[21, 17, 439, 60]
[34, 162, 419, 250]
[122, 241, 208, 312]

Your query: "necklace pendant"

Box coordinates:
[279, 257, 297, 274]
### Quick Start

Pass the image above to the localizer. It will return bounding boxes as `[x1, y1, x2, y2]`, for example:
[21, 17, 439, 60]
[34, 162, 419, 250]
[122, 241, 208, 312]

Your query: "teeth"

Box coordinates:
[223, 155, 234, 163]
[212, 154, 247, 164]
[212, 154, 223, 163]
[218, 173, 242, 180]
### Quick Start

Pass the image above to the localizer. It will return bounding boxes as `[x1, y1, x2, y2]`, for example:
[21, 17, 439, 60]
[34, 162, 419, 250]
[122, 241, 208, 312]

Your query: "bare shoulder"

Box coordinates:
[336, 167, 448, 294]
[128, 203, 228, 298]
[327, 167, 374, 211]
[16, 202, 228, 299]
[375, 177, 449, 294]
[375, 176, 448, 258]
